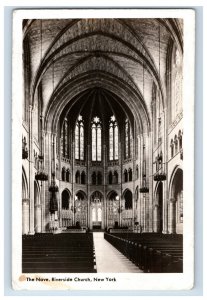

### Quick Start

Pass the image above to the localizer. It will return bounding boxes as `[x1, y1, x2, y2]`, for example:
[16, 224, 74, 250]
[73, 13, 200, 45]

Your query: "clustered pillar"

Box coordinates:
[22, 199, 30, 235]
[169, 198, 176, 234]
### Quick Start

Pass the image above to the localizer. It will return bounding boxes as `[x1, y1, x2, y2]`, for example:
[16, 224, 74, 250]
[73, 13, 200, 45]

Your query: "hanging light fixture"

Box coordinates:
[49, 172, 59, 193]
[139, 54, 149, 194]
[140, 143, 149, 193]
[35, 20, 48, 182]
[154, 22, 166, 182]
[35, 154, 48, 181]
[139, 187, 149, 193]
[49, 172, 58, 213]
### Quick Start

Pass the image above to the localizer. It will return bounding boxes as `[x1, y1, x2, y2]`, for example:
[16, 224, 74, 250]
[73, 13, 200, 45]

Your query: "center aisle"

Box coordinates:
[93, 232, 143, 273]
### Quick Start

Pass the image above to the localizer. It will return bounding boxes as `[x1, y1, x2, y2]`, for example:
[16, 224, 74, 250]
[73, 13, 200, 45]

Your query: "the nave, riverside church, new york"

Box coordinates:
[21, 17, 184, 273]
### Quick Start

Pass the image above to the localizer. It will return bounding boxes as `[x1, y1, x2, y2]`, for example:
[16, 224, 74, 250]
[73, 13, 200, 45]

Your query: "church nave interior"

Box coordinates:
[22, 17, 184, 273]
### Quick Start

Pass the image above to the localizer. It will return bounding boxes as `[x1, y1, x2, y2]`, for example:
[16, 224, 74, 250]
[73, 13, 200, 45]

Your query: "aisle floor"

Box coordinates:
[93, 232, 143, 273]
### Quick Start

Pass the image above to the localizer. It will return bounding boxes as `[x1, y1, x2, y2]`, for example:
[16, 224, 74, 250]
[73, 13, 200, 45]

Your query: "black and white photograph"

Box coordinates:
[12, 9, 195, 291]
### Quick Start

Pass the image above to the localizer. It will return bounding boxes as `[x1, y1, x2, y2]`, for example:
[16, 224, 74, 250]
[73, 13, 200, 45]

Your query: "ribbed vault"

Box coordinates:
[23, 18, 183, 135]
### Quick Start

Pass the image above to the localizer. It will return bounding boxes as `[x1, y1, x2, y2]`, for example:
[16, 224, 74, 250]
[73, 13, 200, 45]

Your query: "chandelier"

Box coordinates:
[139, 143, 149, 194]
[35, 155, 48, 181]
[139, 187, 149, 193]
[49, 172, 58, 213]
[154, 173, 166, 181]
[153, 152, 166, 181]
[153, 23, 166, 182]
[49, 172, 59, 192]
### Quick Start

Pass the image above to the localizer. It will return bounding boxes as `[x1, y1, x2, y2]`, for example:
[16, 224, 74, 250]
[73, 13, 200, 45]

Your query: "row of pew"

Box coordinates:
[22, 233, 96, 273]
[104, 232, 183, 273]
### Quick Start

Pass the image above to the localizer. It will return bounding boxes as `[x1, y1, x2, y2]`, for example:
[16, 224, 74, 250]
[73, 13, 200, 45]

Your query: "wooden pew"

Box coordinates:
[104, 232, 183, 273]
[22, 233, 96, 273]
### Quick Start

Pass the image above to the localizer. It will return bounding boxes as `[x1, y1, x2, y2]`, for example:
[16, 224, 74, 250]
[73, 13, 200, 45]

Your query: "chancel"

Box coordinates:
[22, 18, 183, 273]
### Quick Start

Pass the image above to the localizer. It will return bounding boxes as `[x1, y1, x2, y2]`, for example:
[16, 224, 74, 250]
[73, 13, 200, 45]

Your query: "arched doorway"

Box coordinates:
[169, 168, 183, 234]
[122, 189, 133, 228]
[90, 191, 103, 230]
[61, 189, 73, 228]
[106, 191, 119, 228]
[75, 191, 88, 227]
[34, 180, 41, 233]
[22, 168, 29, 234]
[154, 182, 163, 233]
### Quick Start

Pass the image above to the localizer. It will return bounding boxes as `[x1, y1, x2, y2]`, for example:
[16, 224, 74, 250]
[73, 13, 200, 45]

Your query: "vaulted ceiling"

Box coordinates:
[23, 18, 183, 133]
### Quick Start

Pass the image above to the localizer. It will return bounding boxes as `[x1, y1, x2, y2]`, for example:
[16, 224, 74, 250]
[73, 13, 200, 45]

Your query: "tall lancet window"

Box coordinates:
[75, 115, 84, 160]
[109, 115, 119, 160]
[61, 117, 69, 158]
[125, 118, 132, 159]
[171, 47, 182, 121]
[92, 116, 102, 161]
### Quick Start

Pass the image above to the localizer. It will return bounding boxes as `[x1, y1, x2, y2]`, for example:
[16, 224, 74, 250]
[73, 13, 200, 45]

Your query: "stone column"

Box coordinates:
[169, 198, 176, 234]
[163, 108, 168, 234]
[143, 134, 148, 232]
[35, 204, 42, 233]
[140, 135, 145, 230]
[41, 130, 46, 232]
[22, 199, 30, 234]
[153, 204, 159, 233]
[148, 131, 153, 232]
[118, 136, 122, 229]
[103, 145, 107, 230]
[44, 131, 51, 231]
[137, 134, 142, 226]
[119, 196, 121, 227]
[52, 132, 60, 229]
[143, 194, 146, 232]
[87, 145, 90, 229]
[28, 105, 34, 234]
[132, 120, 136, 230]
[72, 141, 75, 225]
[138, 192, 141, 224]
[58, 129, 62, 228]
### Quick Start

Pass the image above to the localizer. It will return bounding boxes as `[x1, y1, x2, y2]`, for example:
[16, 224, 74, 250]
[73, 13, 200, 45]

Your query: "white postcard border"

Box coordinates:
[12, 8, 195, 291]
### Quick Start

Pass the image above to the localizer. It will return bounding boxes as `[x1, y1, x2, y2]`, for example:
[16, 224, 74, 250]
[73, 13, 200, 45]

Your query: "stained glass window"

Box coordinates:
[109, 125, 113, 160]
[172, 47, 182, 121]
[75, 124, 79, 159]
[125, 119, 132, 159]
[130, 130, 133, 157]
[65, 119, 68, 157]
[92, 125, 96, 161]
[61, 117, 69, 158]
[98, 208, 102, 222]
[91, 116, 102, 161]
[114, 125, 118, 159]
[125, 120, 129, 158]
[61, 128, 64, 157]
[75, 115, 84, 160]
[97, 125, 101, 161]
[80, 124, 84, 160]
[109, 115, 119, 160]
